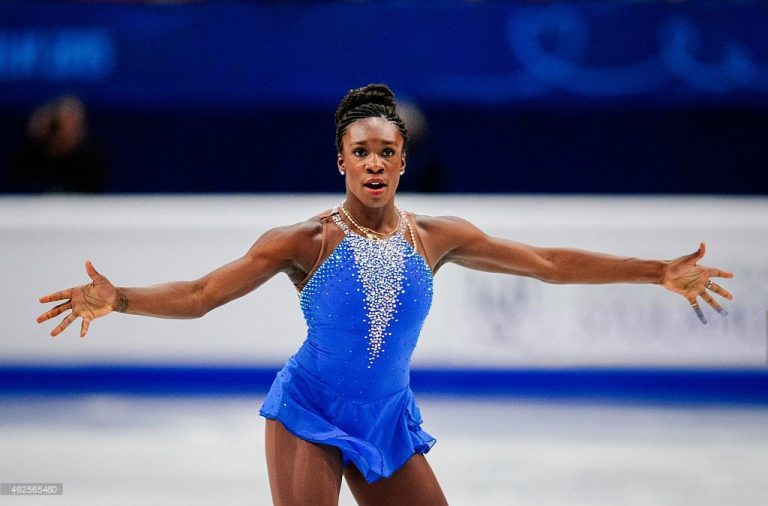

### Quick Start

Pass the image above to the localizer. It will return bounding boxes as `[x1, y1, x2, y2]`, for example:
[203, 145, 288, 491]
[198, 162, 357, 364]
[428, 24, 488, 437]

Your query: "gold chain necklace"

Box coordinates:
[339, 202, 419, 255]
[340, 203, 401, 240]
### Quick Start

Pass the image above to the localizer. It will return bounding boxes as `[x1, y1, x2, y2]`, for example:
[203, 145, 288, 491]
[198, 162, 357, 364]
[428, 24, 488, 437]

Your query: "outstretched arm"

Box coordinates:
[37, 222, 319, 337]
[427, 216, 733, 322]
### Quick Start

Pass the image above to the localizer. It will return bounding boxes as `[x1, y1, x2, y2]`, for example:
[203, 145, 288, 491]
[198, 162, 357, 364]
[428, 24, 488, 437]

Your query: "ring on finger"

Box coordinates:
[705, 280, 714, 290]
[689, 301, 707, 324]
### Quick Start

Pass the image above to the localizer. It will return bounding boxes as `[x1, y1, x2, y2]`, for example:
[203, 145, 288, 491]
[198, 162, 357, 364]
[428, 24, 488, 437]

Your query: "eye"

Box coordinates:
[353, 148, 367, 157]
[382, 148, 395, 157]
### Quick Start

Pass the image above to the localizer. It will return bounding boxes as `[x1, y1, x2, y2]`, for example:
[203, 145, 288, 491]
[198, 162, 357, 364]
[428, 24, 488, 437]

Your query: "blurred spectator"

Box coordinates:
[8, 96, 109, 193]
[395, 100, 445, 193]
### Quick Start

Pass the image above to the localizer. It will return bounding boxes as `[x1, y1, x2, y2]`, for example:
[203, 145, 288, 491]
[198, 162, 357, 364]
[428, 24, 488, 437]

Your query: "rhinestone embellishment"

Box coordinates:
[333, 207, 410, 366]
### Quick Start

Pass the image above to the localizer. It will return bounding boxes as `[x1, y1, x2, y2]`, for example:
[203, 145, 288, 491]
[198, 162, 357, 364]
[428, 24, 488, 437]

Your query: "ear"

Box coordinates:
[337, 153, 345, 174]
[400, 153, 406, 174]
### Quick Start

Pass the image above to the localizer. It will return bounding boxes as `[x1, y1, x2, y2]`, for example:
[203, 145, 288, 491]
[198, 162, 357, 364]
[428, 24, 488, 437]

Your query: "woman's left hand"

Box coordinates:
[661, 242, 734, 324]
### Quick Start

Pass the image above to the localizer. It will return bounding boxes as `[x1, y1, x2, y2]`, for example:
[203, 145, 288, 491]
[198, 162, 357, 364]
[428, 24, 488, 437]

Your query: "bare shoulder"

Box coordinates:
[406, 212, 486, 270]
[409, 213, 484, 242]
[261, 209, 333, 241]
[248, 209, 334, 268]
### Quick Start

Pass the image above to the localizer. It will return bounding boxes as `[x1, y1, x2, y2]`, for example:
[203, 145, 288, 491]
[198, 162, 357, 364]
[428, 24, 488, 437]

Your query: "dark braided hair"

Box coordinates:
[334, 84, 408, 154]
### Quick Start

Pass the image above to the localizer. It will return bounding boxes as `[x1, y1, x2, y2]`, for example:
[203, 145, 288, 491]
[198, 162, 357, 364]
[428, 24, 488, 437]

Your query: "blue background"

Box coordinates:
[0, 1, 767, 194]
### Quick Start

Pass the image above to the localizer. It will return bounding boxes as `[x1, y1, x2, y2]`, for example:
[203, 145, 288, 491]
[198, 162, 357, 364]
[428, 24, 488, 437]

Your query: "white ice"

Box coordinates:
[1, 396, 766, 505]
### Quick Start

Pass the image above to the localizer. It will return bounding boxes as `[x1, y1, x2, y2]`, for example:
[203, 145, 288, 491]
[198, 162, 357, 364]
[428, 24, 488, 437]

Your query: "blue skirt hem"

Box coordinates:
[259, 358, 436, 483]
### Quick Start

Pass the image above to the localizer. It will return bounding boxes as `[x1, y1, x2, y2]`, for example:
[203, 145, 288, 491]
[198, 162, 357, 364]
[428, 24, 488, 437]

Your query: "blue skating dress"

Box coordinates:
[259, 208, 435, 483]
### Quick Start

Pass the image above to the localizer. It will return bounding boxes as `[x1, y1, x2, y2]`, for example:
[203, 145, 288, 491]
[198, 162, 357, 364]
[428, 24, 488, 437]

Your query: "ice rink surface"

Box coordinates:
[1, 395, 766, 505]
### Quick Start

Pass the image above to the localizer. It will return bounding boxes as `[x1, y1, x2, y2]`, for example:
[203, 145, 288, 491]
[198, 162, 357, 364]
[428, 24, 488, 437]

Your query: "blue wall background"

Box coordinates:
[0, 1, 766, 194]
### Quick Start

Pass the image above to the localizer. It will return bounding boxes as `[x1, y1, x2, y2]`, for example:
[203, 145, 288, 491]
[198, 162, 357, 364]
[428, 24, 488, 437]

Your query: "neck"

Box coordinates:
[342, 199, 399, 232]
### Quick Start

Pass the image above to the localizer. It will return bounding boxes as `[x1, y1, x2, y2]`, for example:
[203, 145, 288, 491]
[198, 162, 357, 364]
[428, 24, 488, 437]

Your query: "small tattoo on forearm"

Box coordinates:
[115, 291, 129, 313]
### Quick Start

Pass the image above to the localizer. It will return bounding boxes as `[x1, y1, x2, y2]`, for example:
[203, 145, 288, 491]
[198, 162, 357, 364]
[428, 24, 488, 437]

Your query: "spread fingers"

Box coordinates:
[706, 281, 733, 300]
[51, 313, 77, 337]
[80, 318, 92, 338]
[39, 290, 72, 303]
[701, 291, 729, 316]
[689, 300, 707, 325]
[710, 269, 734, 279]
[36, 301, 71, 324]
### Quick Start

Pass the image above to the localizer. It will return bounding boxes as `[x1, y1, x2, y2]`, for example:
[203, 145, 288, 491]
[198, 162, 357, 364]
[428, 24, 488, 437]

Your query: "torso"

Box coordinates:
[291, 206, 434, 399]
[288, 208, 449, 291]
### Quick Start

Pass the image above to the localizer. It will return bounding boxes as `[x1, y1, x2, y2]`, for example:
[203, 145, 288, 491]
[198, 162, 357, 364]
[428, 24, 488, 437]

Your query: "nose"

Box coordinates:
[365, 155, 384, 174]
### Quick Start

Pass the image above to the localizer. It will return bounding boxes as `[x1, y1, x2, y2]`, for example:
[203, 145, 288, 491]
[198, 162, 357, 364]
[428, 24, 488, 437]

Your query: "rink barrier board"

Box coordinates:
[1, 365, 766, 405]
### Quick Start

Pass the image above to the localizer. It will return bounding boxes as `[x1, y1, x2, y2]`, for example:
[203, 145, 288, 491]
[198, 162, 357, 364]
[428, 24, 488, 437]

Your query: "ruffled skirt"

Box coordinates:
[259, 356, 436, 483]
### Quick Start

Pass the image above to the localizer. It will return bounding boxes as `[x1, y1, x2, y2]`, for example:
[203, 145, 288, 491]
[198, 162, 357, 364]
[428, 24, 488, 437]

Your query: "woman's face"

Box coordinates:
[338, 117, 406, 208]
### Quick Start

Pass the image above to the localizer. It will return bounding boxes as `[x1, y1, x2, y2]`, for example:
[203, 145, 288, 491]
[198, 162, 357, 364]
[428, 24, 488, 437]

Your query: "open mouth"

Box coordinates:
[364, 181, 387, 190]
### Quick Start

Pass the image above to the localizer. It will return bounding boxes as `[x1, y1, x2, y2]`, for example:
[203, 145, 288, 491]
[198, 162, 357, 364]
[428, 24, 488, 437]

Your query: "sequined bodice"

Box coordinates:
[293, 208, 434, 400]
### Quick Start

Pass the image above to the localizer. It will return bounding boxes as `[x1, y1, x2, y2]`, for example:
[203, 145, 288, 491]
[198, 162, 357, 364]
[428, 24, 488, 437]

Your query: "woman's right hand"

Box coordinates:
[37, 261, 118, 338]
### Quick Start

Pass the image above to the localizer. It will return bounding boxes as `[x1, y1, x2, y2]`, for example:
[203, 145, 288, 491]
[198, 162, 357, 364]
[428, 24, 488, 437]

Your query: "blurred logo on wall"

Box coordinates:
[0, 29, 115, 81]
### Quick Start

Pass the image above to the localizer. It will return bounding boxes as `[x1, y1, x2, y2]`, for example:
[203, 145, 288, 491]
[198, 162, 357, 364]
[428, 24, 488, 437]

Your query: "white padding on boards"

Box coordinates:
[4, 194, 764, 367]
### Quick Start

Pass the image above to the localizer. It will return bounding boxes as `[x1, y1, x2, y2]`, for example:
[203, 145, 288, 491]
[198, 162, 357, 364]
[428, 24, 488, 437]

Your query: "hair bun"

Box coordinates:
[335, 84, 396, 124]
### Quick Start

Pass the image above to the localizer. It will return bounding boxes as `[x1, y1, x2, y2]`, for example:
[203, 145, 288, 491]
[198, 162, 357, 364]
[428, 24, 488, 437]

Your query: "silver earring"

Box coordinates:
[400, 170, 405, 175]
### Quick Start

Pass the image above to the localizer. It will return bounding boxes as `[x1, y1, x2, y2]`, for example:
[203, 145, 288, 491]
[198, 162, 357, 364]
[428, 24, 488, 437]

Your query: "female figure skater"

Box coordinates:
[37, 84, 733, 506]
